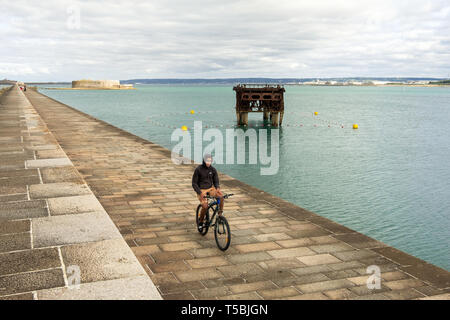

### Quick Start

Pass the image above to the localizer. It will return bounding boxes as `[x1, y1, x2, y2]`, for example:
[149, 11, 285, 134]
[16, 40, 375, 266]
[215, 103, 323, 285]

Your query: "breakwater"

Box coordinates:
[1, 85, 448, 299]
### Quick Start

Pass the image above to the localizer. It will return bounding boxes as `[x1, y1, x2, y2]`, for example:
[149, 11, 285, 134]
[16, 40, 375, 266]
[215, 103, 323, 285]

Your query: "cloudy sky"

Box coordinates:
[1, 0, 449, 81]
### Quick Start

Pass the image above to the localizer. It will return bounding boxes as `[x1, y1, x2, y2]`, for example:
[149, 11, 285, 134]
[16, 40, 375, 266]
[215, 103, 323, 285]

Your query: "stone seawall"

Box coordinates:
[5, 87, 449, 300]
[0, 85, 161, 300]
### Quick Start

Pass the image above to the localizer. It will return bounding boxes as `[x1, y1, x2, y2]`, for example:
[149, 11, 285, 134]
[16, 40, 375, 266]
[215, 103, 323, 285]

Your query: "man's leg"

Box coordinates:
[210, 188, 225, 216]
[218, 196, 224, 215]
[199, 205, 208, 223]
[197, 190, 208, 224]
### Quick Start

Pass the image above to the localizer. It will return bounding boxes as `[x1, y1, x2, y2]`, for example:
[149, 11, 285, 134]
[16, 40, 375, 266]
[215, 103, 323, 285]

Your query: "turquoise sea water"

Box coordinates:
[39, 85, 450, 271]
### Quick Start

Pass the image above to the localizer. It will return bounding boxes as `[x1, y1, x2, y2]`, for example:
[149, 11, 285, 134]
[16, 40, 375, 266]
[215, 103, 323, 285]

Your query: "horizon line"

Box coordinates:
[12, 76, 449, 83]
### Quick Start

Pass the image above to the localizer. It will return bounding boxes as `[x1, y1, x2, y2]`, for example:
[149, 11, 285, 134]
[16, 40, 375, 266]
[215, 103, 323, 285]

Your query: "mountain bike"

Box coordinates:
[196, 193, 233, 251]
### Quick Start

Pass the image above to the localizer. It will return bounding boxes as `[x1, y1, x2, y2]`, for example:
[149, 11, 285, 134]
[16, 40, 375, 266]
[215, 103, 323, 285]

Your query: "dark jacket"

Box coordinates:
[192, 160, 220, 195]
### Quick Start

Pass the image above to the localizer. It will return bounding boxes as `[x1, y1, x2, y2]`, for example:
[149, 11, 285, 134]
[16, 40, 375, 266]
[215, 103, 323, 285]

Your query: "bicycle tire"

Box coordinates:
[214, 215, 231, 251]
[196, 204, 209, 236]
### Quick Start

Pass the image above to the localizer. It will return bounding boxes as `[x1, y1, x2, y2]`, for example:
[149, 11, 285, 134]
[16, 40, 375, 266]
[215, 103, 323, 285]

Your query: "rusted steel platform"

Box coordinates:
[233, 84, 285, 126]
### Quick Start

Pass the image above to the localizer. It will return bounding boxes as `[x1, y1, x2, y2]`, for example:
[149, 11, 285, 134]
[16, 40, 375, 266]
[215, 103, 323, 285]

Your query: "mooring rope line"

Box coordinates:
[144, 110, 354, 130]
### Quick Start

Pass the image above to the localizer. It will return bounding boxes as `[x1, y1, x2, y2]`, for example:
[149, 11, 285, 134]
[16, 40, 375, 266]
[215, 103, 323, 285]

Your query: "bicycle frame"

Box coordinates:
[201, 193, 233, 228]
[205, 198, 220, 228]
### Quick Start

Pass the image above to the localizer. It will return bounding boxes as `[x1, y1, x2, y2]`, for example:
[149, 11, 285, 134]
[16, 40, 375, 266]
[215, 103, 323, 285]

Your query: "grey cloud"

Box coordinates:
[1, 0, 449, 81]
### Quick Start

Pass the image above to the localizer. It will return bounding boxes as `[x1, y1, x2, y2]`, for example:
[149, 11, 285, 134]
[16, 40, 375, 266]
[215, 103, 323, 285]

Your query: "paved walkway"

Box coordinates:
[0, 85, 161, 300]
[5, 86, 449, 300]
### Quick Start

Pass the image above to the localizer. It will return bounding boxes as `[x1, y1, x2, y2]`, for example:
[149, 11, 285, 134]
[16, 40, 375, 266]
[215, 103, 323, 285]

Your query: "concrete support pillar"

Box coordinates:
[236, 112, 241, 125]
[279, 112, 284, 126]
[271, 112, 279, 127]
[241, 112, 248, 126]
[263, 110, 270, 121]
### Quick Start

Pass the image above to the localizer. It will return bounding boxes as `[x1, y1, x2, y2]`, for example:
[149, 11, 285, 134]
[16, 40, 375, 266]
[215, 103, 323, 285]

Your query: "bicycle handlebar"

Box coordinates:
[204, 193, 234, 199]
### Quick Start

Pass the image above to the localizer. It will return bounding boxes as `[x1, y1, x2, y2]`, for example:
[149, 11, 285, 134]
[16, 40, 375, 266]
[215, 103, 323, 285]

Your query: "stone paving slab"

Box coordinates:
[36, 149, 67, 159]
[0, 292, 34, 300]
[0, 248, 61, 276]
[32, 211, 122, 247]
[14, 86, 450, 300]
[0, 176, 41, 188]
[29, 182, 91, 199]
[60, 238, 147, 284]
[26, 158, 73, 168]
[0, 198, 48, 220]
[36, 275, 161, 300]
[418, 293, 450, 300]
[0, 219, 30, 235]
[0, 194, 28, 203]
[0, 232, 32, 253]
[40, 167, 85, 184]
[0, 85, 161, 300]
[0, 207, 48, 220]
[47, 194, 105, 215]
[0, 168, 39, 178]
[0, 269, 65, 297]
[25, 144, 58, 151]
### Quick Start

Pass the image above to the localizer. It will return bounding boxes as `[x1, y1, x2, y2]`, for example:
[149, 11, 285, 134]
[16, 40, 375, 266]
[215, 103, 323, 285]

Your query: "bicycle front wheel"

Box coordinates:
[196, 205, 209, 236]
[214, 216, 231, 251]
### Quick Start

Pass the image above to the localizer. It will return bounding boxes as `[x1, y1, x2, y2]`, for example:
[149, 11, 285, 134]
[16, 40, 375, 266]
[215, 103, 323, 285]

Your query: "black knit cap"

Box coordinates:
[202, 153, 213, 166]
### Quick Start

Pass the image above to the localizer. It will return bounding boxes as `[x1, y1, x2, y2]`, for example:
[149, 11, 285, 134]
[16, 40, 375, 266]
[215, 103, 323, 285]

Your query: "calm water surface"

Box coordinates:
[39, 85, 450, 270]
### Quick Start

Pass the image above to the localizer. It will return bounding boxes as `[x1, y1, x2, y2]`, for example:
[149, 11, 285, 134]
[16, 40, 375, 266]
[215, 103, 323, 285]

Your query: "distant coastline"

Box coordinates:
[297, 83, 450, 87]
[8, 77, 450, 87]
[120, 77, 450, 86]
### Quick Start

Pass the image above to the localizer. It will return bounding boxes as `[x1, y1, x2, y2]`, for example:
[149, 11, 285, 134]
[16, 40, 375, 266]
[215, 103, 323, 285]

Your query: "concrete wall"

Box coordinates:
[72, 80, 121, 89]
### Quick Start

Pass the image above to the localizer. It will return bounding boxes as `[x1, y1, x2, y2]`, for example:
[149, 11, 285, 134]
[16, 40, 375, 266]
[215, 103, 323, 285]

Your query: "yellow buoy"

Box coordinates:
[181, 125, 188, 131]
[190, 110, 195, 114]
[353, 124, 359, 129]
[314, 112, 318, 116]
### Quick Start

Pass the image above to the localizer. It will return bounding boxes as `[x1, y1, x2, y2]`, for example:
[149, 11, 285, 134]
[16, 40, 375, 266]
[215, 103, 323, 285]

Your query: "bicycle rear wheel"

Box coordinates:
[196, 205, 209, 236]
[214, 215, 231, 251]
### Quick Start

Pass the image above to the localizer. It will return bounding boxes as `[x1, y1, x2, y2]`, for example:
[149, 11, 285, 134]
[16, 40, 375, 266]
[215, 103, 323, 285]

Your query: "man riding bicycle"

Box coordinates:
[192, 154, 224, 228]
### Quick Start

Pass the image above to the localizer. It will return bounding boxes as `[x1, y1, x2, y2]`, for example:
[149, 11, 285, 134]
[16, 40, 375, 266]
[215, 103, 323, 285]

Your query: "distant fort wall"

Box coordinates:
[72, 79, 133, 89]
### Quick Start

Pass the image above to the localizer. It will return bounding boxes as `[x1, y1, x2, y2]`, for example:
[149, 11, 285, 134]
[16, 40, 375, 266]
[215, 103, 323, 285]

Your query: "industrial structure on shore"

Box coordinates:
[72, 79, 134, 89]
